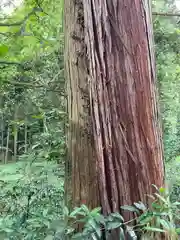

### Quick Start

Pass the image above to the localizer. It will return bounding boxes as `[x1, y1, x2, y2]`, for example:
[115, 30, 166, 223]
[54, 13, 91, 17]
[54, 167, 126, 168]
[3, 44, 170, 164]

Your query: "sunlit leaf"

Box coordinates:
[160, 219, 170, 230]
[0, 45, 9, 57]
[121, 205, 140, 214]
[133, 202, 147, 211]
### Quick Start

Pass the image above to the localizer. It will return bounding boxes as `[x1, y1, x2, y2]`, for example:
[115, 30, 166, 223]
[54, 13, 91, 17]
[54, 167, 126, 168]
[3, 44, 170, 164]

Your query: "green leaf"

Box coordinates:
[176, 228, 180, 234]
[151, 202, 162, 209]
[88, 219, 101, 237]
[81, 204, 90, 214]
[72, 232, 84, 239]
[109, 212, 124, 222]
[94, 213, 105, 224]
[121, 205, 140, 214]
[70, 207, 82, 217]
[133, 202, 147, 211]
[66, 227, 75, 234]
[44, 235, 54, 240]
[154, 193, 167, 203]
[119, 228, 125, 240]
[3, 228, 14, 233]
[0, 45, 9, 57]
[106, 221, 122, 230]
[160, 219, 170, 230]
[50, 220, 66, 231]
[159, 187, 166, 194]
[90, 207, 101, 216]
[31, 114, 44, 119]
[139, 215, 153, 225]
[172, 201, 180, 206]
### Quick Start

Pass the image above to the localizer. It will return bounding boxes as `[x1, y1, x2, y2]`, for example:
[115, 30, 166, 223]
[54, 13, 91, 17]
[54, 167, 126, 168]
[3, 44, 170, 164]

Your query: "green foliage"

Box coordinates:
[0, 0, 180, 239]
[166, 156, 180, 202]
[0, 2, 66, 238]
[56, 205, 126, 240]
[0, 159, 64, 239]
[153, 1, 180, 161]
[0, 0, 65, 164]
[0, 44, 9, 57]
[121, 186, 180, 239]
[35, 186, 179, 240]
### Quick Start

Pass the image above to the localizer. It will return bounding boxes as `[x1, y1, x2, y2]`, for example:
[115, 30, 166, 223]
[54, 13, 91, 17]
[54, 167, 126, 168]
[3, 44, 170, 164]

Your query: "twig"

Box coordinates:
[1, 79, 66, 95]
[152, 12, 180, 17]
[0, 61, 22, 66]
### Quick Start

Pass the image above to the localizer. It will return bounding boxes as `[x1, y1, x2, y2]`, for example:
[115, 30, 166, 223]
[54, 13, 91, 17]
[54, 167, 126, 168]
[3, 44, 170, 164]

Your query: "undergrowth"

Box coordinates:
[0, 160, 179, 240]
[0, 159, 64, 239]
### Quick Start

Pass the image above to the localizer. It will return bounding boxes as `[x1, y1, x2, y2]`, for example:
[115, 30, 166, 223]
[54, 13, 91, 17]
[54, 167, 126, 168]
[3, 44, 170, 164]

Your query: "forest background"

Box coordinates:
[0, 0, 180, 239]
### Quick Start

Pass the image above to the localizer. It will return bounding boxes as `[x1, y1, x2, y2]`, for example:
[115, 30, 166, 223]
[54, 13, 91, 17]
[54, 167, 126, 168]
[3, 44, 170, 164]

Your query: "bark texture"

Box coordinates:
[64, 0, 99, 209]
[65, 0, 164, 230]
[83, 0, 164, 217]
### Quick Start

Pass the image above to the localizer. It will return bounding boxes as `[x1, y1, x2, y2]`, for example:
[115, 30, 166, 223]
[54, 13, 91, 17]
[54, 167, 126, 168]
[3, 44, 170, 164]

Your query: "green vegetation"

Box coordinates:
[0, 160, 64, 239]
[0, 0, 180, 239]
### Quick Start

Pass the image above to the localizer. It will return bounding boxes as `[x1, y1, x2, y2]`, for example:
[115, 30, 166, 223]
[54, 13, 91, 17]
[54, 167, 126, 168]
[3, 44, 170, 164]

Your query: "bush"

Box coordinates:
[0, 159, 64, 239]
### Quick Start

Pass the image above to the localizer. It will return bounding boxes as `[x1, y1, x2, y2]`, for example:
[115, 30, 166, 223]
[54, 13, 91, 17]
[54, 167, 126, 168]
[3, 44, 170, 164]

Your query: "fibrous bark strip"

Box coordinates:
[64, 0, 99, 209]
[83, 0, 164, 218]
[65, 0, 164, 228]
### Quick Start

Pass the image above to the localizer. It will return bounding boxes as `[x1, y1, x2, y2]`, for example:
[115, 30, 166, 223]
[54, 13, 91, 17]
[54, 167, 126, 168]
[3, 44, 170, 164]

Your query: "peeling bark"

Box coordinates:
[65, 0, 164, 237]
[64, 0, 99, 209]
[83, 0, 164, 217]
[83, 0, 164, 214]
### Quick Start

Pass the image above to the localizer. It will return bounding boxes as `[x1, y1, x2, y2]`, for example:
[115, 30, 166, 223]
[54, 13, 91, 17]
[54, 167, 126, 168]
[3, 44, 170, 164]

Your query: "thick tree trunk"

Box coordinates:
[64, 0, 99, 209]
[83, 0, 164, 217]
[65, 0, 164, 231]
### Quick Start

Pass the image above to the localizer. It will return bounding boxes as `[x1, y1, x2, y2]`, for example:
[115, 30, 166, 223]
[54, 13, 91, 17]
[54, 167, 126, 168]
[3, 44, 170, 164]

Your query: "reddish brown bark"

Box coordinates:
[65, 0, 164, 232]
[83, 0, 164, 216]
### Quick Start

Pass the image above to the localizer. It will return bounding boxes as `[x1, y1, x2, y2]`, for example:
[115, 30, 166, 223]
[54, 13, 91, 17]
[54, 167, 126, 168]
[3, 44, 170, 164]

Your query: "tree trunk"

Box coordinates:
[1, 114, 4, 162]
[5, 126, 10, 164]
[24, 117, 28, 154]
[64, 0, 99, 209]
[65, 0, 164, 229]
[13, 107, 18, 161]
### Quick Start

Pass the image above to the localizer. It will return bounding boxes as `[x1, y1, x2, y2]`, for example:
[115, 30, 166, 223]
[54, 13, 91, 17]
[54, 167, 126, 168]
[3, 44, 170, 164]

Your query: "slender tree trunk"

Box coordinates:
[0, 97, 4, 162]
[5, 126, 10, 164]
[65, 0, 164, 230]
[1, 115, 4, 162]
[24, 117, 28, 154]
[13, 107, 18, 161]
[13, 125, 18, 161]
[43, 115, 48, 133]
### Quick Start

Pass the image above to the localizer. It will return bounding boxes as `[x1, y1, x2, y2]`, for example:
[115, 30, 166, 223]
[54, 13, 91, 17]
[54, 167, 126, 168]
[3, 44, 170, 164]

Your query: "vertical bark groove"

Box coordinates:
[64, 0, 99, 209]
[83, 0, 164, 218]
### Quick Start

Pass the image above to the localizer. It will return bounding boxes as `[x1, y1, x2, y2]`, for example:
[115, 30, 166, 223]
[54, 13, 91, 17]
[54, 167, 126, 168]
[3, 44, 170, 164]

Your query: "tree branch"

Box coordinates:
[0, 7, 43, 27]
[1, 79, 65, 94]
[152, 12, 180, 17]
[0, 61, 22, 66]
